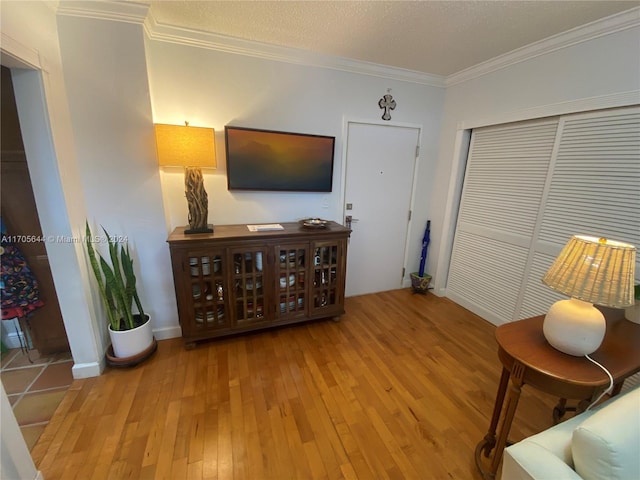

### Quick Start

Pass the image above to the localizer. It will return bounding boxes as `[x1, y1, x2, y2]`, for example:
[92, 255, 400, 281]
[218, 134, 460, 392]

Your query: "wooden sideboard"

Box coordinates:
[167, 221, 350, 348]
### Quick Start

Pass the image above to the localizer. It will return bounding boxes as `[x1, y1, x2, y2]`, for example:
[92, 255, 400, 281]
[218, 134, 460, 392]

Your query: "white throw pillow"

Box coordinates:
[571, 388, 640, 480]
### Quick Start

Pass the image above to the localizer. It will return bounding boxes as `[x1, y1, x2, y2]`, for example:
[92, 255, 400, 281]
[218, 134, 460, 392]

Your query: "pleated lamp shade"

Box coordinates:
[541, 235, 636, 356]
[542, 235, 636, 308]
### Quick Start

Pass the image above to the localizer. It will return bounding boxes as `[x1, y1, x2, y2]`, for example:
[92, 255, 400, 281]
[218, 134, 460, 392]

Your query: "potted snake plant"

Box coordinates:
[85, 221, 154, 362]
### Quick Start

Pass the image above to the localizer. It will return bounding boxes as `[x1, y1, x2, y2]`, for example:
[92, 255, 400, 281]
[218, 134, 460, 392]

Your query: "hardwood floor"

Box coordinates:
[31, 290, 560, 479]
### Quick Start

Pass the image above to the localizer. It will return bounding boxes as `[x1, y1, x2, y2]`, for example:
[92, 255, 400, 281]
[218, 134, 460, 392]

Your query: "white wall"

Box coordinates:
[431, 24, 640, 297]
[56, 13, 180, 340]
[145, 36, 445, 284]
[1, 1, 104, 378]
[0, 2, 100, 476]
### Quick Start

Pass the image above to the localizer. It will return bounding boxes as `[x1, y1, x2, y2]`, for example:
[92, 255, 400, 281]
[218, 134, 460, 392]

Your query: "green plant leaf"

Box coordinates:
[85, 221, 146, 331]
[103, 227, 134, 330]
[102, 255, 135, 330]
[85, 221, 118, 330]
[121, 245, 145, 319]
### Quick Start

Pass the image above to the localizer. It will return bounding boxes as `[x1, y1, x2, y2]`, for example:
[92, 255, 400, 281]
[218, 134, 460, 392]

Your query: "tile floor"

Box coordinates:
[1, 347, 74, 450]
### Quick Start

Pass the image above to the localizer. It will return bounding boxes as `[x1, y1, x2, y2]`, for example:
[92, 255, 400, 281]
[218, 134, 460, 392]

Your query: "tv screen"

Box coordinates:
[225, 126, 335, 192]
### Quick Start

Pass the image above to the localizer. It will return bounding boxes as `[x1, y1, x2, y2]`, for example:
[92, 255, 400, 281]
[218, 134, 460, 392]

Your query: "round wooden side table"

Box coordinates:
[475, 313, 640, 479]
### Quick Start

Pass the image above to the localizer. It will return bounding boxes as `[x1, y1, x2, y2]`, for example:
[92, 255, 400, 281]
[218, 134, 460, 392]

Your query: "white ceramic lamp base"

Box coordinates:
[543, 298, 606, 356]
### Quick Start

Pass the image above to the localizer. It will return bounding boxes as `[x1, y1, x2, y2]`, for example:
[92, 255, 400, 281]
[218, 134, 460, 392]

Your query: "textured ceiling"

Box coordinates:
[148, 1, 639, 76]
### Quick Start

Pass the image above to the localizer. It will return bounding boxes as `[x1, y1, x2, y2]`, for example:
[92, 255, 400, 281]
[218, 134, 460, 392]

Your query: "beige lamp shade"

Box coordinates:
[154, 123, 216, 168]
[542, 235, 636, 308]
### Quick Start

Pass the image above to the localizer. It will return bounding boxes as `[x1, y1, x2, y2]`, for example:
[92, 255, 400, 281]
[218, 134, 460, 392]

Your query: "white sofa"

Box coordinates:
[502, 386, 640, 480]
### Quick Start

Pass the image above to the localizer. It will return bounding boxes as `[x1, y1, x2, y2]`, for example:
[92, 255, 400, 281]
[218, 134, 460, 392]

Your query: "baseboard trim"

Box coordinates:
[71, 328, 180, 378]
[152, 326, 182, 341]
[71, 360, 104, 379]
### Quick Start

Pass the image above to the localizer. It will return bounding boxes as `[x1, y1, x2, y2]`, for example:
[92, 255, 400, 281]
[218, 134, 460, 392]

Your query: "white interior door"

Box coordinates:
[344, 122, 419, 297]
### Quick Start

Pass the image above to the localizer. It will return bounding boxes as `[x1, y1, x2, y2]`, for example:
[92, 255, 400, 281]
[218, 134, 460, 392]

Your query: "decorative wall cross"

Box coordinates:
[378, 94, 396, 121]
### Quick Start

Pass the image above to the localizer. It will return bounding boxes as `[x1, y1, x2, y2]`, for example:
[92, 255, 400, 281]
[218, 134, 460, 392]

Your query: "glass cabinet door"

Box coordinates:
[276, 244, 308, 319]
[170, 222, 350, 347]
[231, 248, 268, 325]
[310, 241, 344, 315]
[188, 251, 228, 332]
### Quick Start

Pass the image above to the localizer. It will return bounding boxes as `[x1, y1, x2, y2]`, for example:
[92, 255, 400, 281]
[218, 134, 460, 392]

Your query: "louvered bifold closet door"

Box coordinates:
[448, 106, 640, 327]
[447, 119, 560, 325]
[519, 107, 640, 320]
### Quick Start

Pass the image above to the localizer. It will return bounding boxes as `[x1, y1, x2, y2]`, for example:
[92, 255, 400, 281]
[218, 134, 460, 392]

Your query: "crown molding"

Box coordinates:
[54, 2, 638, 90]
[446, 7, 640, 87]
[143, 12, 445, 88]
[55, 1, 444, 87]
[56, 0, 150, 25]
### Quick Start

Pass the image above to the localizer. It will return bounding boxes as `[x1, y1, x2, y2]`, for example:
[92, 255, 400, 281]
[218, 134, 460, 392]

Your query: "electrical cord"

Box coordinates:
[584, 354, 614, 410]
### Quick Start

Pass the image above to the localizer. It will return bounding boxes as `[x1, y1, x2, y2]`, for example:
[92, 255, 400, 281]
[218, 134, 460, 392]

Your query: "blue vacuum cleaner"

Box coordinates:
[410, 220, 432, 294]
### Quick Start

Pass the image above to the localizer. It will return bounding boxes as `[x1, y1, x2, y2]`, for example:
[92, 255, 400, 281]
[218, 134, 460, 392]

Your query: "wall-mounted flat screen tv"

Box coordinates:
[225, 126, 335, 192]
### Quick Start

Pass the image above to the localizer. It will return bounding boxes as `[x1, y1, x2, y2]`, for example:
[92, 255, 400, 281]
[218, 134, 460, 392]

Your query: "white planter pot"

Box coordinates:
[108, 314, 153, 358]
[625, 302, 640, 324]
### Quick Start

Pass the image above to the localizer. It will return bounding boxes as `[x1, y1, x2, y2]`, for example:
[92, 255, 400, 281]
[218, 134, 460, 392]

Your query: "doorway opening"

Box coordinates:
[1, 66, 70, 356]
